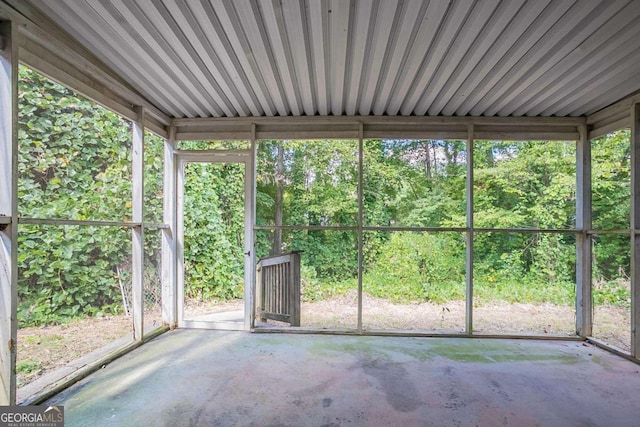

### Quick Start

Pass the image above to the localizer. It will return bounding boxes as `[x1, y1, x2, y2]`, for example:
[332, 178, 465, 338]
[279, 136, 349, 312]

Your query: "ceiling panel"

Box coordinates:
[16, 0, 640, 119]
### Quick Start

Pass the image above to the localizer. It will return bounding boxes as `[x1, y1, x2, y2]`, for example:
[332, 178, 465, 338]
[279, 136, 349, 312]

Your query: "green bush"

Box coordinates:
[363, 232, 465, 303]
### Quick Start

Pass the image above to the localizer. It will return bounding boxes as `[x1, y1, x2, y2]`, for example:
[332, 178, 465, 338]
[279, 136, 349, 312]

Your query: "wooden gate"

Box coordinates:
[256, 252, 301, 326]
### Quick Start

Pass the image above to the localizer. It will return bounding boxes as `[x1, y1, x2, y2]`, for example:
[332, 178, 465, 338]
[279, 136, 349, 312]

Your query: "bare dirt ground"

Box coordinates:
[299, 291, 630, 349]
[17, 315, 133, 388]
[17, 294, 631, 390]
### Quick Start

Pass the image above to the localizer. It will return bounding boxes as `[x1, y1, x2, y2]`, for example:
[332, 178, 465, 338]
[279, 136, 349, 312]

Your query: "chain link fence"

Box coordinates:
[116, 259, 162, 316]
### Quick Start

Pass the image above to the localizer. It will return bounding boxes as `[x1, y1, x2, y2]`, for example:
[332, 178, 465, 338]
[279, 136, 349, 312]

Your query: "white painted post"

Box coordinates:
[357, 123, 364, 333]
[176, 156, 186, 327]
[576, 125, 592, 337]
[0, 20, 18, 405]
[244, 128, 255, 330]
[466, 125, 474, 335]
[161, 126, 177, 328]
[631, 103, 640, 358]
[132, 107, 145, 341]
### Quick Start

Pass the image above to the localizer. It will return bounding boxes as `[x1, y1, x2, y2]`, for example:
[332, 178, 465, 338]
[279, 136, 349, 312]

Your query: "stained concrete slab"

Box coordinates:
[45, 330, 640, 427]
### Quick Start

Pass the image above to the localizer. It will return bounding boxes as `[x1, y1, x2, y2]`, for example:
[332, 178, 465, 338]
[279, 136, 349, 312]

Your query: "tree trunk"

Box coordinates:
[424, 141, 432, 179]
[273, 144, 284, 255]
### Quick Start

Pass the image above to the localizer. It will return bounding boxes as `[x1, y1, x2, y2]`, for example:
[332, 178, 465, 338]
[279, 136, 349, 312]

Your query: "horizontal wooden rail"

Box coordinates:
[17, 218, 169, 228]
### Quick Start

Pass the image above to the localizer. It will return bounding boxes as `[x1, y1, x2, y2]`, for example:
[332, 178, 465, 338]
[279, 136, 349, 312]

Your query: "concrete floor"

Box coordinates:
[46, 331, 640, 427]
[190, 310, 245, 322]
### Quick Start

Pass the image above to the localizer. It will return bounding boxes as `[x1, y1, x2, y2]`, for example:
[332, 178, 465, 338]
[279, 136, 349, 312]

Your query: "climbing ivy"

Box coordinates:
[17, 67, 163, 326]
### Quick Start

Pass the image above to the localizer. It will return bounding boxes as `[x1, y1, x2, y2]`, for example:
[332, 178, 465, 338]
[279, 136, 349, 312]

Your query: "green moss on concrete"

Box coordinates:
[305, 337, 580, 364]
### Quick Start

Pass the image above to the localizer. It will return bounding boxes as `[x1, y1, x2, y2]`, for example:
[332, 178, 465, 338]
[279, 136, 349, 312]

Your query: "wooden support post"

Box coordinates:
[631, 103, 640, 357]
[244, 125, 255, 331]
[251, 125, 258, 328]
[162, 126, 177, 328]
[357, 123, 364, 333]
[132, 107, 145, 341]
[466, 125, 474, 335]
[176, 155, 185, 327]
[255, 262, 263, 322]
[290, 252, 301, 327]
[576, 125, 592, 337]
[0, 19, 17, 406]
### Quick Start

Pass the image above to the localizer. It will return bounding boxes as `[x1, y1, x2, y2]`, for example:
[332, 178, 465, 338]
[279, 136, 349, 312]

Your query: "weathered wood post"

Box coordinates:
[290, 251, 301, 327]
[631, 103, 640, 357]
[0, 19, 18, 405]
[576, 124, 592, 338]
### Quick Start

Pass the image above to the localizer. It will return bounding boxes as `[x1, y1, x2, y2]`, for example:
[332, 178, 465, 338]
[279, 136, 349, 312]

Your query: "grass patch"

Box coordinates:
[16, 359, 41, 375]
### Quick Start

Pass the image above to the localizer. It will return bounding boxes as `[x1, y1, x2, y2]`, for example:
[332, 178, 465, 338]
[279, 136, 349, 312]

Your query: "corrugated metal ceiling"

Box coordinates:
[20, 0, 640, 119]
